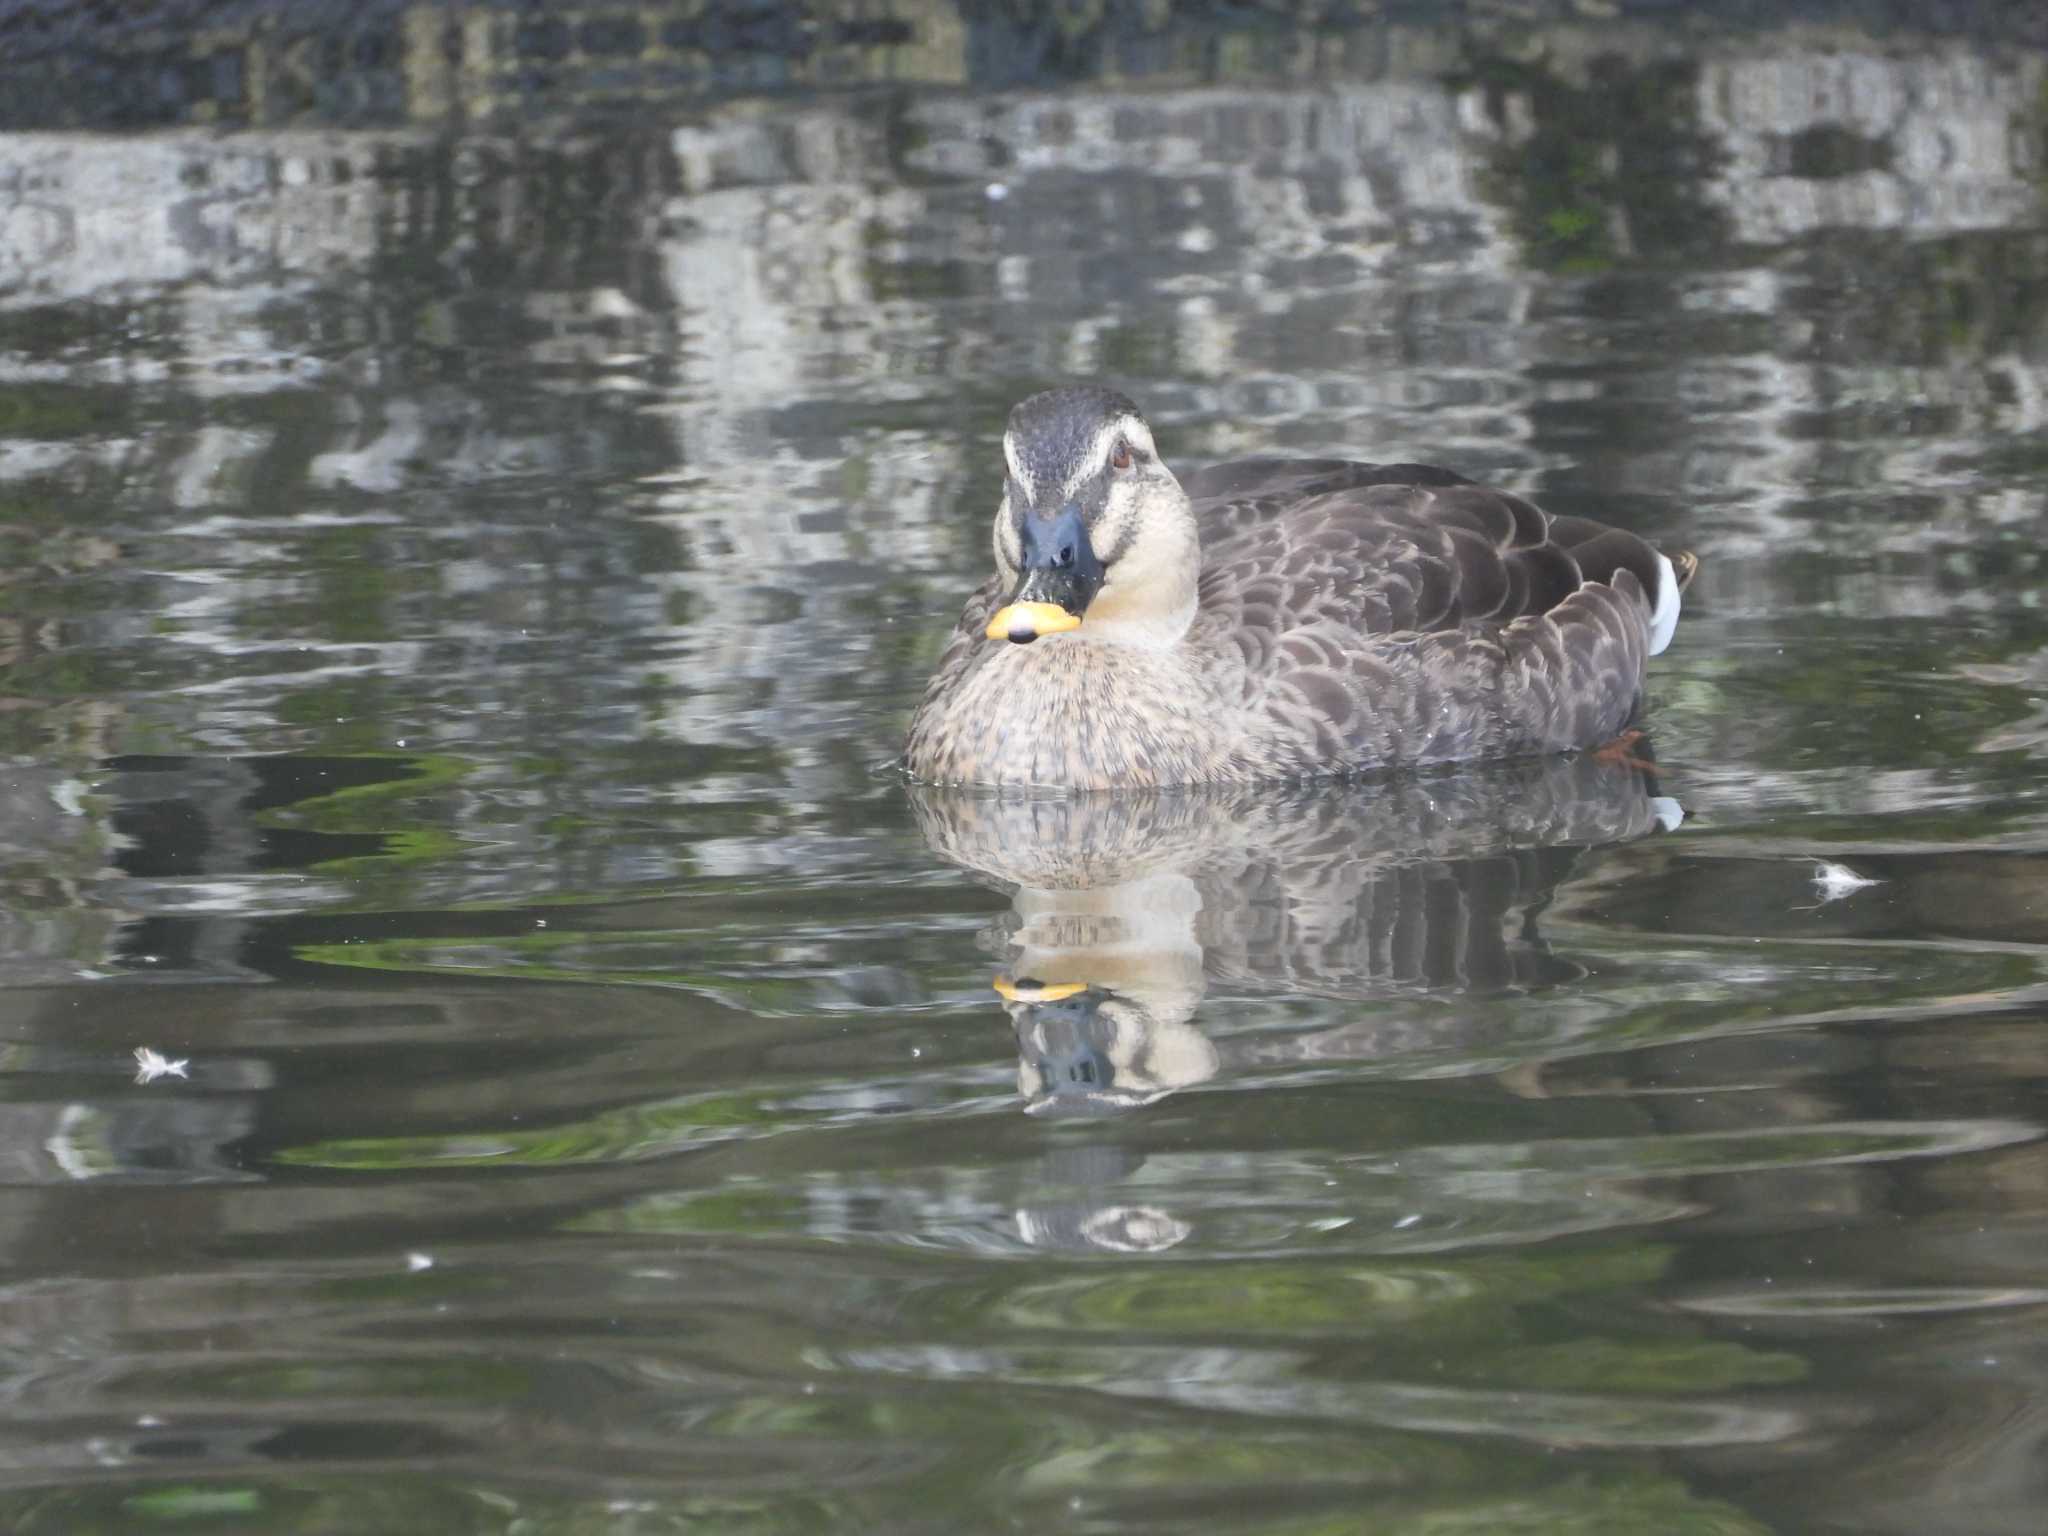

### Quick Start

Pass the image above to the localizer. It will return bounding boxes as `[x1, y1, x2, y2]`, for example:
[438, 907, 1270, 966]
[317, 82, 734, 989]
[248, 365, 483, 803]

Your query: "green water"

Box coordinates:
[3, 8, 2048, 1533]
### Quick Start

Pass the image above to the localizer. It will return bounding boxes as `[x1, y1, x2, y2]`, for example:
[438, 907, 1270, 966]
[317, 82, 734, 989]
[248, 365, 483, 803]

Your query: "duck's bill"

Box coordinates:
[985, 601, 1081, 643]
[985, 559, 1098, 643]
[993, 974, 1089, 1003]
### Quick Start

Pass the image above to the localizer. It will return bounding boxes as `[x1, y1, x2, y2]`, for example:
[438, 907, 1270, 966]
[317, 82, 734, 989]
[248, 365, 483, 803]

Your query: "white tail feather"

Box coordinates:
[1648, 551, 1681, 656]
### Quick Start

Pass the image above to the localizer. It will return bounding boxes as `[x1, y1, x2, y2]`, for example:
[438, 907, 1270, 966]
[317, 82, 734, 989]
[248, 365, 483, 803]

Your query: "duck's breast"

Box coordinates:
[906, 637, 1235, 789]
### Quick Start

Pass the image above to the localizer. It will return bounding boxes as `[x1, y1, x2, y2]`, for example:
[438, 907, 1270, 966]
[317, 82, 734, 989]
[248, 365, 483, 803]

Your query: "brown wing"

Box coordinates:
[1194, 475, 1597, 636]
[1188, 460, 1672, 769]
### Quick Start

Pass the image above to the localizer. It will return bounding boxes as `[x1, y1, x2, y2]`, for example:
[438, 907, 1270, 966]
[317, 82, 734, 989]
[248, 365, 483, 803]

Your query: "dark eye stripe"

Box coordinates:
[1099, 518, 1137, 567]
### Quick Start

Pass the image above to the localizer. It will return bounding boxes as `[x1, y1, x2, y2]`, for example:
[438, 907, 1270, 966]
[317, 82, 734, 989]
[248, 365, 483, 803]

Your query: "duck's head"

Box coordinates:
[996, 975, 1219, 1116]
[986, 386, 1198, 647]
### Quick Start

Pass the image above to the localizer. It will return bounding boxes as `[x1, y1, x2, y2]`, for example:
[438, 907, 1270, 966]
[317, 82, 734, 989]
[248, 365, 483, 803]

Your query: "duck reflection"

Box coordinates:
[912, 755, 1682, 1116]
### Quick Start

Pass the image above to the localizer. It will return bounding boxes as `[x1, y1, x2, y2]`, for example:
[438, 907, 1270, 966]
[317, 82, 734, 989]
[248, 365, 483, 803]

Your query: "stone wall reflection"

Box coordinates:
[0, 22, 2044, 915]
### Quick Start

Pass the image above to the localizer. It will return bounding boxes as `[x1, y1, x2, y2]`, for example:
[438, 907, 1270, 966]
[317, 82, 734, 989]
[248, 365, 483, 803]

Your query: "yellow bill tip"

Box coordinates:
[993, 975, 1089, 1003]
[985, 602, 1081, 642]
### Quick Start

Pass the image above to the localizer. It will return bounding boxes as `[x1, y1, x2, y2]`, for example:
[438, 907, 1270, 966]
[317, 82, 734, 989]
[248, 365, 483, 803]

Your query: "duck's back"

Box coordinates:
[1179, 457, 1685, 776]
[1186, 457, 1675, 639]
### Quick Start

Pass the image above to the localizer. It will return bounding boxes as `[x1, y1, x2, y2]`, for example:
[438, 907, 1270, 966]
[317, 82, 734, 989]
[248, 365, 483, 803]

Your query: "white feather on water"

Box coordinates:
[1808, 861, 1883, 906]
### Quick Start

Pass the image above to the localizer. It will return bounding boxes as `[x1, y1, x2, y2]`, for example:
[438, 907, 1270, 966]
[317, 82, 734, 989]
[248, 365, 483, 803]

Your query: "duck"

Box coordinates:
[903, 386, 1695, 790]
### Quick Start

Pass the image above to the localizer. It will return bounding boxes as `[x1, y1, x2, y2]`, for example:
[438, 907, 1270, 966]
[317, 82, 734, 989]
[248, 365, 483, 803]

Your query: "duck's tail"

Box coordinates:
[1643, 546, 1698, 656]
[1543, 516, 1697, 657]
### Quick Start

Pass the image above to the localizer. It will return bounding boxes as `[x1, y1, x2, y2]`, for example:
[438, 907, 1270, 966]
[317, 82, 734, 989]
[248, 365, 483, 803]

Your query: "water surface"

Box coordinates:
[4, 8, 2048, 1533]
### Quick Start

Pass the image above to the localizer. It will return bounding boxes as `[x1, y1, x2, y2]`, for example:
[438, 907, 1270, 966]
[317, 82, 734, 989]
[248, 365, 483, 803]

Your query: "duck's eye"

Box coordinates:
[1110, 440, 1132, 473]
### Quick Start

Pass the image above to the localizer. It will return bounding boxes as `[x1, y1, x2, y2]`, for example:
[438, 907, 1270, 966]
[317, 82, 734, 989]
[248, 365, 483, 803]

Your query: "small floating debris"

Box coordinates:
[1807, 861, 1883, 906]
[406, 1252, 435, 1273]
[132, 1047, 189, 1084]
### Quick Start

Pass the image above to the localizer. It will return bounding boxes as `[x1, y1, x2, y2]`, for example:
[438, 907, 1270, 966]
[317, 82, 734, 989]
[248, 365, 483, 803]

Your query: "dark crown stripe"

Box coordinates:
[1007, 386, 1144, 493]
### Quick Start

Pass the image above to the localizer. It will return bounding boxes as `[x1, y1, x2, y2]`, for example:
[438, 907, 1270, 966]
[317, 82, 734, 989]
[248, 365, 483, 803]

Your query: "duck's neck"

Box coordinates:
[1076, 590, 1198, 650]
[1077, 526, 1200, 650]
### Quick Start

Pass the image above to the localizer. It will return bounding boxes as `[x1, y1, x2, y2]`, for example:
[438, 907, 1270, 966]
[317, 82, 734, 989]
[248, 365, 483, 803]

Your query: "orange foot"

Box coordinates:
[1590, 728, 1663, 776]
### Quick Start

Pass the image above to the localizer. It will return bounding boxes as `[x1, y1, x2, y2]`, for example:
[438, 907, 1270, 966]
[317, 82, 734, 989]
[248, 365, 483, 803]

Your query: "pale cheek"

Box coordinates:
[1104, 521, 1154, 581]
[1095, 499, 1141, 564]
